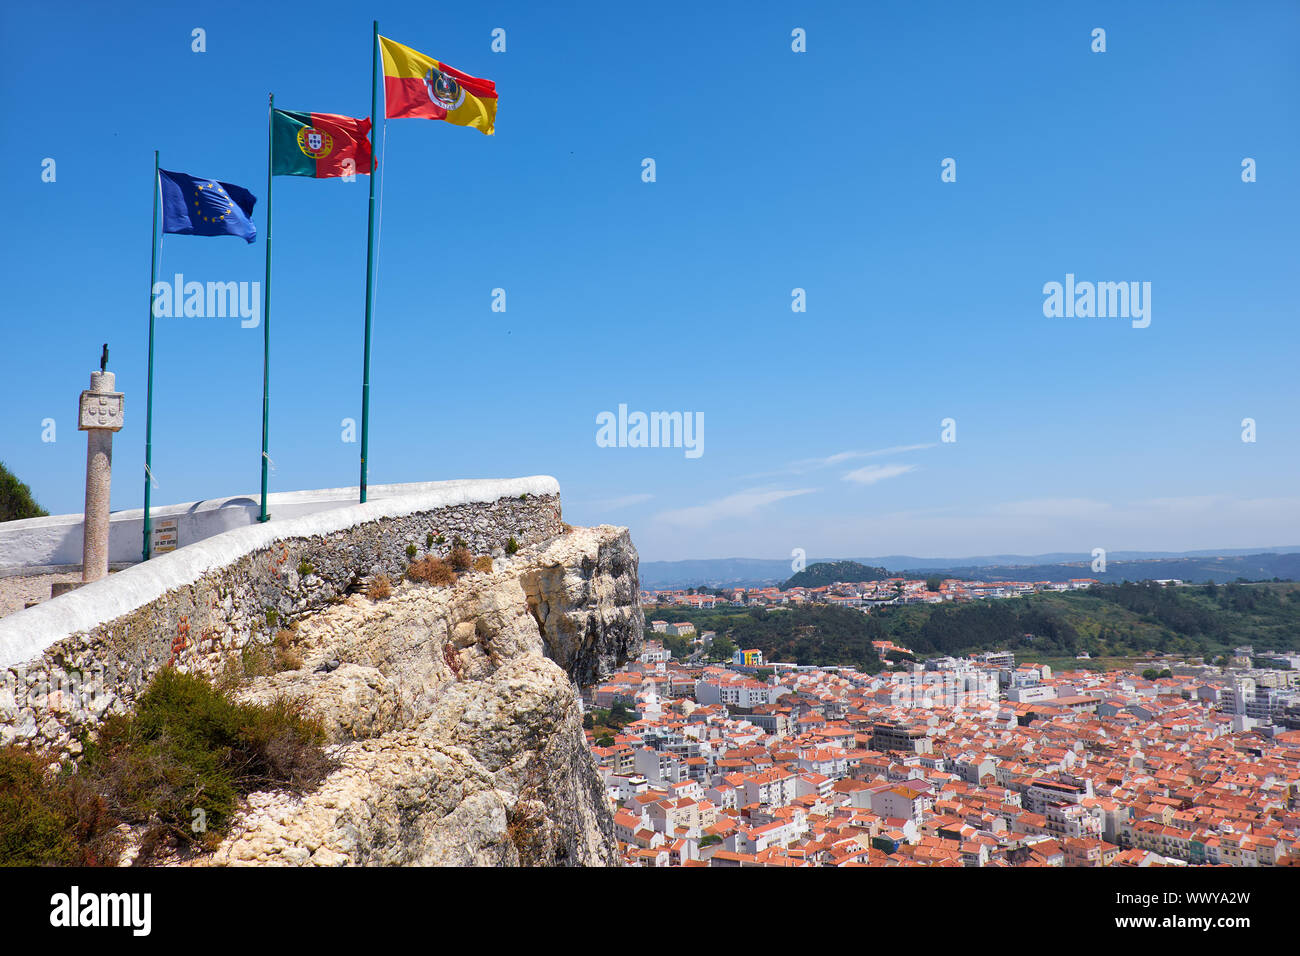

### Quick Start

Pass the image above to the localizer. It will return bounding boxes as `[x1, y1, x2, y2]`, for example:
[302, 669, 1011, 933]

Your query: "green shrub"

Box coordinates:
[436, 534, 446, 545]
[265, 607, 279, 628]
[1, 671, 333, 866]
[505, 537, 520, 556]
[405, 543, 418, 559]
[425, 532, 435, 549]
[80, 670, 331, 861]
[0, 748, 119, 866]
[297, 560, 315, 577]
[239, 642, 275, 678]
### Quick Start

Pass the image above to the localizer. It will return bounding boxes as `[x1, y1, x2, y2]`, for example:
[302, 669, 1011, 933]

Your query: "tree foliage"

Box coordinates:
[706, 606, 885, 670]
[0, 461, 47, 521]
[782, 561, 891, 589]
[645, 582, 1300, 670]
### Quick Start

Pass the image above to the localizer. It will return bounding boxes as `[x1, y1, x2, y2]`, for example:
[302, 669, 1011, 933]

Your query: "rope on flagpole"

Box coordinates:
[372, 120, 389, 319]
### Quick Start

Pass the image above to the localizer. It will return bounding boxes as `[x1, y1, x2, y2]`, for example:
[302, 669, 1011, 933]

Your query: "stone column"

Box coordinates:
[78, 368, 125, 583]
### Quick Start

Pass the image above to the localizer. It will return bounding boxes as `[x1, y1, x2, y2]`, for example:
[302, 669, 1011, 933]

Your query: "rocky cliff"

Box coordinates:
[179, 524, 642, 866]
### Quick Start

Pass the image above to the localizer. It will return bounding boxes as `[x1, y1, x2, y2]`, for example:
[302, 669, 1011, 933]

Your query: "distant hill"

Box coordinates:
[638, 548, 1300, 590]
[783, 561, 893, 589]
[901, 553, 1300, 585]
[0, 462, 46, 522]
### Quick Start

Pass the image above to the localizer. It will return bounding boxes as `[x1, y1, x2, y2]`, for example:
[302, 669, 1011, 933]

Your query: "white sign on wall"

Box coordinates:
[152, 518, 178, 554]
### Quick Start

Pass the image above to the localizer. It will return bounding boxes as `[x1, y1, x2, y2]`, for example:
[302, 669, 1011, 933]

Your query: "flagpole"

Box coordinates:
[259, 93, 274, 523]
[359, 19, 379, 503]
[142, 150, 160, 562]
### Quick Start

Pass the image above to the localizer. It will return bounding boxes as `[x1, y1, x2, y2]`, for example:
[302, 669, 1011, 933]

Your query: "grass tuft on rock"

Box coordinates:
[408, 555, 456, 586]
[366, 574, 393, 600]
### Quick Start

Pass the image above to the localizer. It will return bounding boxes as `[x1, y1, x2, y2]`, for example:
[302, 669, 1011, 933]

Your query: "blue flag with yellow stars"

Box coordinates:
[158, 169, 257, 243]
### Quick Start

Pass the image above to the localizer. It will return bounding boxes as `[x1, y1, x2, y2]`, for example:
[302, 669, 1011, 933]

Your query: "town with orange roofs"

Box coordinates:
[586, 580, 1300, 867]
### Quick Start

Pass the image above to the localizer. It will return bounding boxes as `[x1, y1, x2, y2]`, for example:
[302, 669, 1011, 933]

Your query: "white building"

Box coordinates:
[639, 640, 671, 664]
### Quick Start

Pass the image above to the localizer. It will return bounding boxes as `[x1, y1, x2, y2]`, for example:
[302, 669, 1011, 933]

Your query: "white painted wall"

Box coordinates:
[0, 479, 535, 574]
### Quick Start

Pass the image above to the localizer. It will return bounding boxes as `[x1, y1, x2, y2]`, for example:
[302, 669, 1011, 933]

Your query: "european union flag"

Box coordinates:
[158, 169, 257, 243]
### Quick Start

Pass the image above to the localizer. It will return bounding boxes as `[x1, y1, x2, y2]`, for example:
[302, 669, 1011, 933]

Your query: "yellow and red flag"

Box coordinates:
[378, 36, 497, 135]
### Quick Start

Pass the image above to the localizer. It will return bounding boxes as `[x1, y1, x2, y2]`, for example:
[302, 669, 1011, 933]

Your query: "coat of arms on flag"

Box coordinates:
[424, 67, 465, 110]
[296, 127, 334, 158]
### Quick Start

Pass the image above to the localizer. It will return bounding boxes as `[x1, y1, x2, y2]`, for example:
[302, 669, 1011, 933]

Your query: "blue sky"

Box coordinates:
[2, 0, 1297, 562]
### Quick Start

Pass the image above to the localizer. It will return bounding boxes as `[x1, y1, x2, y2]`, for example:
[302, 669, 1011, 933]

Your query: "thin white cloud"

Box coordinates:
[740, 442, 938, 481]
[842, 463, 917, 486]
[791, 443, 936, 472]
[654, 488, 816, 528]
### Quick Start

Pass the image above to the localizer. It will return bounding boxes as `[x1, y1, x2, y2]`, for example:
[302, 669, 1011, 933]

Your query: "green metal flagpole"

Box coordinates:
[259, 93, 274, 522]
[359, 19, 379, 503]
[142, 150, 160, 561]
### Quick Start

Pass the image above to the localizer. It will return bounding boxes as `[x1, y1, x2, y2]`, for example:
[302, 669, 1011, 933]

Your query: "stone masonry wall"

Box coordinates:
[0, 485, 563, 755]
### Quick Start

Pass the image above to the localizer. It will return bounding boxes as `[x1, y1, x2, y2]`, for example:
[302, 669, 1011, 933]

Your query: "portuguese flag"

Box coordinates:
[271, 109, 373, 178]
[378, 36, 497, 135]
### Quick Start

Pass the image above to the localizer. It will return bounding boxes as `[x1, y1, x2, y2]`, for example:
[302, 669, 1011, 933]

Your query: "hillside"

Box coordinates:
[639, 549, 1300, 589]
[646, 581, 1300, 671]
[783, 561, 892, 589]
[651, 604, 886, 671]
[0, 479, 636, 867]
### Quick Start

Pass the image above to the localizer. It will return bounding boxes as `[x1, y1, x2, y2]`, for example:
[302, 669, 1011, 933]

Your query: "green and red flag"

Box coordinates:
[271, 109, 373, 178]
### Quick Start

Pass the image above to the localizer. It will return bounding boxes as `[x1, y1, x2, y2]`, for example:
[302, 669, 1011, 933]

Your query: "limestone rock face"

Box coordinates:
[186, 525, 641, 867]
[520, 532, 642, 686]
